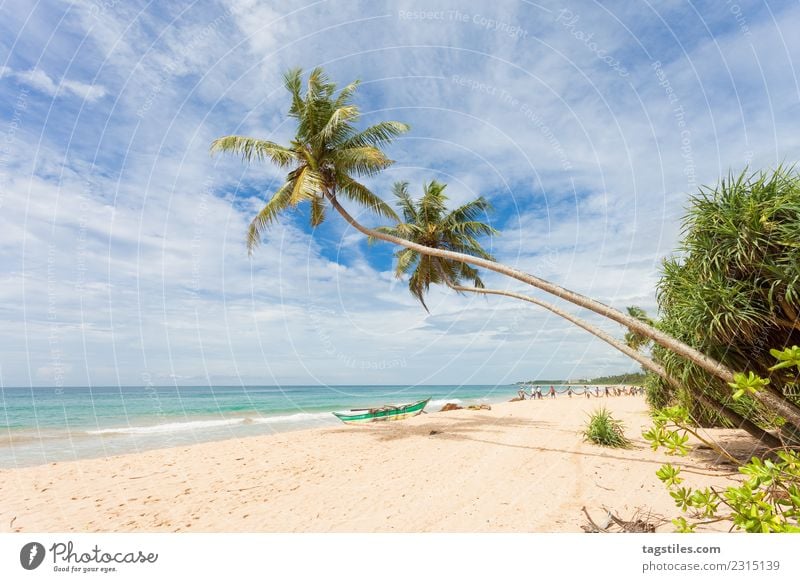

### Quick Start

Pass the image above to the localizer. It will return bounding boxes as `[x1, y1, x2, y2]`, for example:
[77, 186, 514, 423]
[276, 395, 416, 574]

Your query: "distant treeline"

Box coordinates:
[584, 373, 646, 386]
[516, 372, 646, 386]
[514, 379, 564, 385]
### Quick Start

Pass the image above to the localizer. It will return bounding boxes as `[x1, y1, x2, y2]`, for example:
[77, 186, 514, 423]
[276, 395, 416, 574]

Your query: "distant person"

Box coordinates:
[518, 388, 527, 400]
[536, 387, 543, 400]
[585, 388, 590, 399]
[595, 387, 600, 397]
[604, 386, 610, 397]
[567, 387, 574, 398]
[548, 386, 556, 399]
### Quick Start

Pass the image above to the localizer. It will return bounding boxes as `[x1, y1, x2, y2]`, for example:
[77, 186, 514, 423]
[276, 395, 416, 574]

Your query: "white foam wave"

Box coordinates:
[87, 418, 244, 435]
[251, 412, 332, 424]
[86, 412, 335, 436]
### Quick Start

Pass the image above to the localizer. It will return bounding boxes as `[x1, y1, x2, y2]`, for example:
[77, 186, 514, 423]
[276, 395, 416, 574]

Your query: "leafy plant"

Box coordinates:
[649, 347, 800, 532]
[770, 346, 800, 371]
[653, 167, 800, 440]
[728, 371, 771, 401]
[655, 453, 800, 533]
[583, 408, 631, 448]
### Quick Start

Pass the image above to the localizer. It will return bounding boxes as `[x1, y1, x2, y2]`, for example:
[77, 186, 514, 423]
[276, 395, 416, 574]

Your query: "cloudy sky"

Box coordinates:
[1, 0, 798, 387]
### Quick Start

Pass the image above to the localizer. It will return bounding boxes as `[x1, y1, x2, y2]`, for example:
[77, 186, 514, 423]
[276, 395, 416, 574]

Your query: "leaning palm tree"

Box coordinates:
[210, 67, 800, 428]
[372, 180, 497, 311]
[449, 284, 781, 449]
[377, 182, 781, 448]
[211, 67, 409, 249]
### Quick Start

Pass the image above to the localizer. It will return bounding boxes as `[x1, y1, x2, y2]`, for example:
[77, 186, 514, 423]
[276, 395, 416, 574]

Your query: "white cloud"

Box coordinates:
[8, 67, 107, 102]
[16, 68, 58, 94]
[61, 79, 106, 101]
[1, 1, 798, 386]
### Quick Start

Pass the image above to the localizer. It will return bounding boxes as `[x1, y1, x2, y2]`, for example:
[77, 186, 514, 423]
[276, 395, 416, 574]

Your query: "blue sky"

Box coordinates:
[1, 0, 798, 387]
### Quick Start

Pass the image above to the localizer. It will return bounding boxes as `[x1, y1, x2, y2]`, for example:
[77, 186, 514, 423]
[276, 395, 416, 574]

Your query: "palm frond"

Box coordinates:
[391, 182, 418, 223]
[246, 182, 293, 253]
[333, 146, 394, 177]
[445, 196, 494, 226]
[394, 247, 417, 276]
[283, 68, 304, 117]
[210, 136, 296, 167]
[342, 121, 410, 149]
[336, 174, 399, 221]
[318, 104, 359, 141]
[310, 195, 326, 227]
[288, 167, 323, 205]
[333, 80, 360, 109]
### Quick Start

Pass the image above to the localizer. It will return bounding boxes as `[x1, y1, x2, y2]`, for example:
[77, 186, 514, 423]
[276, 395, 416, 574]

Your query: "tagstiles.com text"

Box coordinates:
[641, 544, 781, 575]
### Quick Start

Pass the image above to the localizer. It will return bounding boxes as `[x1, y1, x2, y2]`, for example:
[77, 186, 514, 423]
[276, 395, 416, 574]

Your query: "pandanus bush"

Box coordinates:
[653, 168, 800, 441]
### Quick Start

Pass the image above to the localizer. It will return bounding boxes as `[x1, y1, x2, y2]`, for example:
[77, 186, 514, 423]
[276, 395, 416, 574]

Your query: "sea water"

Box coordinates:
[0, 384, 539, 468]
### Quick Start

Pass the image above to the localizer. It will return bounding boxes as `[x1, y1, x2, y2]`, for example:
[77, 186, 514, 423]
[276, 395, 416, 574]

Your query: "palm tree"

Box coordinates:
[210, 67, 409, 250]
[210, 67, 800, 428]
[452, 284, 781, 450]
[377, 182, 781, 448]
[372, 180, 497, 311]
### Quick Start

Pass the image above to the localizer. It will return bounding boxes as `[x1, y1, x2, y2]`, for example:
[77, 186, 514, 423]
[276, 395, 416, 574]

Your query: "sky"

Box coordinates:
[0, 0, 798, 387]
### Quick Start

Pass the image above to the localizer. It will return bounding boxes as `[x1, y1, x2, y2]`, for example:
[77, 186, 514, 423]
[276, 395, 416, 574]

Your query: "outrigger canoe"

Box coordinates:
[332, 398, 431, 424]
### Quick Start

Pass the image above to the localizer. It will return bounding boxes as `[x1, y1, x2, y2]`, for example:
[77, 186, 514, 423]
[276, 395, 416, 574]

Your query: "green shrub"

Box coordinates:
[583, 408, 631, 448]
[646, 347, 800, 532]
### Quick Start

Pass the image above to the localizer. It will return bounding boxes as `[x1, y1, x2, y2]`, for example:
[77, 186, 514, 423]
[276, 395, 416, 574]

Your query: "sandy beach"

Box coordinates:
[0, 395, 756, 533]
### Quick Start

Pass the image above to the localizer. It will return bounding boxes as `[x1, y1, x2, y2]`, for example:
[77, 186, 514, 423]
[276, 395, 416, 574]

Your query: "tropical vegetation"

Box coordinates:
[629, 169, 800, 443]
[211, 67, 778, 429]
[583, 408, 631, 448]
[372, 180, 496, 312]
[212, 66, 800, 532]
[646, 349, 800, 532]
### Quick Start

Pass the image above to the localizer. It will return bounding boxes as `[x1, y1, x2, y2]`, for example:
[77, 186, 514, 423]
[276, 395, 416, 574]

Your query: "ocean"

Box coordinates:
[0, 384, 546, 468]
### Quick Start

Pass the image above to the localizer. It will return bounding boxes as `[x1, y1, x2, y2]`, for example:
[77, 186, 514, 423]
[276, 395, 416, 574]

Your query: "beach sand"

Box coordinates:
[0, 395, 757, 533]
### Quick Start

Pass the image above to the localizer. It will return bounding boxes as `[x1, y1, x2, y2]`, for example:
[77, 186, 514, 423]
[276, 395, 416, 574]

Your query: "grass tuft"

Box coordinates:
[583, 407, 631, 448]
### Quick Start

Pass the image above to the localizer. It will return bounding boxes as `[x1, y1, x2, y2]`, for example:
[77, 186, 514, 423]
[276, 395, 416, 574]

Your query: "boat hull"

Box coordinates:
[332, 398, 430, 424]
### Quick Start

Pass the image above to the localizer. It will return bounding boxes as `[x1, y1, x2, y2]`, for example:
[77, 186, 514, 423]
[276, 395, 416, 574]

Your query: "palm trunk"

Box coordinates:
[446, 281, 781, 449]
[322, 191, 800, 430]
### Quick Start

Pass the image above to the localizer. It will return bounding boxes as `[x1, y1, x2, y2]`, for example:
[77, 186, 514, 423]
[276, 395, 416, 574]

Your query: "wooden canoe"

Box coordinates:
[332, 398, 430, 424]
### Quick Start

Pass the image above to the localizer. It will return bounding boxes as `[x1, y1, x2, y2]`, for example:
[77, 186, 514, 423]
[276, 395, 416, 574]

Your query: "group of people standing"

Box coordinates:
[517, 385, 644, 400]
[518, 386, 554, 400]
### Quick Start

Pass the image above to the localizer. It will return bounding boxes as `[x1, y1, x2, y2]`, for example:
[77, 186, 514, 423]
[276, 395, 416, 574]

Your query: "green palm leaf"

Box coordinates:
[246, 182, 293, 253]
[379, 180, 496, 310]
[337, 174, 399, 221]
[211, 67, 409, 246]
[210, 136, 296, 167]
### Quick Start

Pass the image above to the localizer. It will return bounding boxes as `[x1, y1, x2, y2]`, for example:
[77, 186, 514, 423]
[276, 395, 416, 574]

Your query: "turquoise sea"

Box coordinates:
[0, 384, 564, 468]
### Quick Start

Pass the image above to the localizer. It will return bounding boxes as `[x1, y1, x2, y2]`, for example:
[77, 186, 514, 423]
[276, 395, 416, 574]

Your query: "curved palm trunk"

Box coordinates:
[324, 191, 800, 428]
[447, 282, 781, 449]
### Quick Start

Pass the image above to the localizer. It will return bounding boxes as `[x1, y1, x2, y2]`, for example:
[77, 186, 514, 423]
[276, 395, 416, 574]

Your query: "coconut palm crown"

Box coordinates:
[210, 67, 409, 252]
[374, 180, 497, 311]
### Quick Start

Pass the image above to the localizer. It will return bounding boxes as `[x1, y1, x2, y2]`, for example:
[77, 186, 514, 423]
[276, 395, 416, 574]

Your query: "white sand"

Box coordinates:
[0, 396, 754, 532]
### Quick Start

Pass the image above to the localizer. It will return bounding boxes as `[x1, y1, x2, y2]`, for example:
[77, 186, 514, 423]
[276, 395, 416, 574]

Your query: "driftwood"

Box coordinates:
[439, 403, 491, 412]
[581, 506, 664, 533]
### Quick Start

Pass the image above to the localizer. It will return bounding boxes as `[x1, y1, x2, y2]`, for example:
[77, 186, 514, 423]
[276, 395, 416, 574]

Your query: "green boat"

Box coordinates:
[332, 398, 431, 424]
